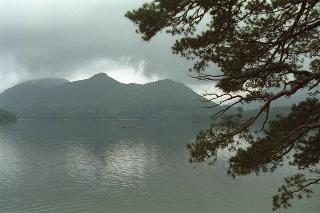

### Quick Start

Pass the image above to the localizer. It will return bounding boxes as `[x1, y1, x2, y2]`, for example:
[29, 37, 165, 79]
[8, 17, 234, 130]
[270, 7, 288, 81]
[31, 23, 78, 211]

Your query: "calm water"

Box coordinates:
[0, 120, 319, 213]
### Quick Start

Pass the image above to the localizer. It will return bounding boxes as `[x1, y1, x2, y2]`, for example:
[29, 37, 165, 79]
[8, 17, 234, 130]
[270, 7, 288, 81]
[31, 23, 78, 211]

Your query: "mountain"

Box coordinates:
[0, 73, 214, 119]
[241, 88, 320, 110]
[0, 78, 69, 113]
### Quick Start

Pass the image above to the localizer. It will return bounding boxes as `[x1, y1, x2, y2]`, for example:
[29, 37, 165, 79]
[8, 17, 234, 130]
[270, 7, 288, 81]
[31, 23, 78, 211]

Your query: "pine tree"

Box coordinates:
[126, 0, 320, 209]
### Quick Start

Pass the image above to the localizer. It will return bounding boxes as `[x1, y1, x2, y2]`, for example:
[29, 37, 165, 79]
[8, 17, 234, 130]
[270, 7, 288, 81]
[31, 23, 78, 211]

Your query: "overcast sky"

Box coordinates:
[0, 0, 217, 93]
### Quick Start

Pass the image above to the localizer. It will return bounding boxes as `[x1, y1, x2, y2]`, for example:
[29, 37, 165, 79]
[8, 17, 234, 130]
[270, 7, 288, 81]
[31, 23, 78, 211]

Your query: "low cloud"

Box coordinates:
[0, 0, 217, 93]
[68, 57, 160, 84]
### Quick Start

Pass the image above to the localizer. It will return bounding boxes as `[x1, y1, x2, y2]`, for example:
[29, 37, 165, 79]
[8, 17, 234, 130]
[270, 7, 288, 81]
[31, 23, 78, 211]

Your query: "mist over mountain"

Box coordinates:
[0, 73, 214, 119]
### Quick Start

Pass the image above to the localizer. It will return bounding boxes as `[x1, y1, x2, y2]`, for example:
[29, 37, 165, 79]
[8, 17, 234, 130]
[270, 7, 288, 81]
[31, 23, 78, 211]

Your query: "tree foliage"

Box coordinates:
[126, 0, 320, 210]
[0, 110, 17, 124]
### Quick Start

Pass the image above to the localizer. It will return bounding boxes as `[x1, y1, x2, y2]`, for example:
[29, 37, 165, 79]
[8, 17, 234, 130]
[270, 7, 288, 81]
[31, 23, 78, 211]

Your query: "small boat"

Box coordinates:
[121, 126, 143, 129]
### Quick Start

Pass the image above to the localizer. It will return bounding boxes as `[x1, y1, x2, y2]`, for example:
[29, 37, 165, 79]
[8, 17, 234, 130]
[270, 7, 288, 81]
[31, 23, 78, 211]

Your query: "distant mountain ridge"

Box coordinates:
[0, 73, 214, 119]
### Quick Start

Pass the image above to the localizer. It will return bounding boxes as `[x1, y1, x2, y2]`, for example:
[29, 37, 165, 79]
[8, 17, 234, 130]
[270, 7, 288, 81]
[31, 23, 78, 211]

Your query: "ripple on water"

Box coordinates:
[0, 120, 319, 213]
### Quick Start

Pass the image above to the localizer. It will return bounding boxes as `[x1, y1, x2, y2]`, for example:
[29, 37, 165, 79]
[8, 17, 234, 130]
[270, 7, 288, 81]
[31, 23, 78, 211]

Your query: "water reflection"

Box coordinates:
[66, 139, 159, 189]
[0, 135, 21, 188]
[0, 120, 319, 213]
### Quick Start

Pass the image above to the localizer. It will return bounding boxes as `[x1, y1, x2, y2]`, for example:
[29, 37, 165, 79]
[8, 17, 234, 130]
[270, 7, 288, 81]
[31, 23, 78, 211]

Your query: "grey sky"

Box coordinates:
[0, 0, 215, 93]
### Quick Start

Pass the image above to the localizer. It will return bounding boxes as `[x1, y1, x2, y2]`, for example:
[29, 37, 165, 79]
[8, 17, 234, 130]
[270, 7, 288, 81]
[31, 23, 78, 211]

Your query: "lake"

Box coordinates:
[0, 120, 319, 212]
